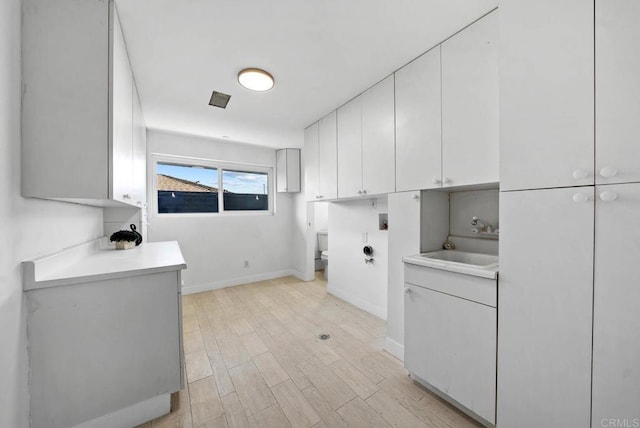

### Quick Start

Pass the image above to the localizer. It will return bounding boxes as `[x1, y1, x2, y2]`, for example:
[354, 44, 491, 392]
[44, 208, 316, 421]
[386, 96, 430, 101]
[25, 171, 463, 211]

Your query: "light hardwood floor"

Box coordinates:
[140, 274, 480, 428]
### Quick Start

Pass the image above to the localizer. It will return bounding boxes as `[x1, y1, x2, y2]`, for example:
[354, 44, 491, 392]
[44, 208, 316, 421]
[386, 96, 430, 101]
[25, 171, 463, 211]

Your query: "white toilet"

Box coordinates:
[317, 230, 329, 279]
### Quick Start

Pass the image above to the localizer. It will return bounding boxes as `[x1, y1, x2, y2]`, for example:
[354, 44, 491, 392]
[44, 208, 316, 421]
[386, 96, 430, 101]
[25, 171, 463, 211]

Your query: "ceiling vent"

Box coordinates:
[209, 91, 231, 109]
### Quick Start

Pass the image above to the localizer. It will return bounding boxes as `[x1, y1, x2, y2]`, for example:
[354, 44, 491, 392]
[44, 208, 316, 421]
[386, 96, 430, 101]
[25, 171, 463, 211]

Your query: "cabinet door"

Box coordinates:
[395, 47, 442, 191]
[304, 122, 319, 201]
[500, 1, 594, 191]
[22, 0, 110, 199]
[441, 11, 498, 188]
[362, 76, 395, 195]
[592, 183, 640, 425]
[405, 283, 496, 424]
[595, 0, 640, 185]
[498, 187, 594, 427]
[337, 96, 363, 198]
[132, 87, 146, 205]
[276, 149, 288, 192]
[318, 111, 338, 200]
[111, 8, 134, 204]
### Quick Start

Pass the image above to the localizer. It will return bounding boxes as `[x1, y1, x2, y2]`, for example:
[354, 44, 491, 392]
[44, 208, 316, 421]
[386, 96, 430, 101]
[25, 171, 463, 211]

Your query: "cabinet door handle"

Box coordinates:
[572, 193, 589, 203]
[404, 287, 411, 294]
[599, 191, 618, 202]
[572, 169, 589, 180]
[442, 177, 451, 185]
[317, 195, 323, 199]
[432, 178, 441, 185]
[123, 194, 131, 199]
[599, 167, 618, 178]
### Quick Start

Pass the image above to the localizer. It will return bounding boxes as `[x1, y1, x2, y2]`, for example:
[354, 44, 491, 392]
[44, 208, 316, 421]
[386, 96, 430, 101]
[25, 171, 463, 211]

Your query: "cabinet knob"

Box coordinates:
[362, 190, 367, 195]
[572, 193, 589, 203]
[442, 177, 451, 185]
[599, 191, 618, 202]
[123, 194, 131, 199]
[432, 178, 441, 185]
[357, 190, 362, 195]
[317, 195, 323, 199]
[600, 167, 618, 178]
[572, 169, 589, 180]
[404, 287, 411, 294]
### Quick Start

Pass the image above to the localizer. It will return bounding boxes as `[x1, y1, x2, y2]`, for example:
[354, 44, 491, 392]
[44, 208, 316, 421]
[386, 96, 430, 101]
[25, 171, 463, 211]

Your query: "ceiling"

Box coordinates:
[116, 0, 497, 149]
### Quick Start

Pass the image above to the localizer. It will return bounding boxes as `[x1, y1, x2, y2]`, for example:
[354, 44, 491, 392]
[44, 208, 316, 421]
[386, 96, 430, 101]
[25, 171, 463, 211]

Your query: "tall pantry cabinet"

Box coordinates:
[22, 0, 147, 207]
[498, 0, 640, 426]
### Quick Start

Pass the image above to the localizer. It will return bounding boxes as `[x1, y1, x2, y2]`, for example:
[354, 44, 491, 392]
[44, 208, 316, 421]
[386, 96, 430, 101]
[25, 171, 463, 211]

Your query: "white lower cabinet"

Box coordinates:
[498, 187, 594, 427]
[404, 264, 496, 425]
[592, 183, 640, 425]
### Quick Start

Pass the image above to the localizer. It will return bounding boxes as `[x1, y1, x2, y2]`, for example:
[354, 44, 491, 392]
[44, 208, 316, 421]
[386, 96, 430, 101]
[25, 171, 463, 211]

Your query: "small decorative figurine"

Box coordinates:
[109, 224, 143, 250]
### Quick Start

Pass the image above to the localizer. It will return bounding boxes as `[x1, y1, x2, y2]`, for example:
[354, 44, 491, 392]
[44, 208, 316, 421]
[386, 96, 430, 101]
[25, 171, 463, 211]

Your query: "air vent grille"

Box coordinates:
[209, 91, 231, 109]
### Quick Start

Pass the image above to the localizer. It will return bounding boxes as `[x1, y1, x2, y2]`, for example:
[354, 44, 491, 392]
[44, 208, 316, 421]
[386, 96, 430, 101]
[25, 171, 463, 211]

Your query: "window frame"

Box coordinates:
[151, 153, 274, 218]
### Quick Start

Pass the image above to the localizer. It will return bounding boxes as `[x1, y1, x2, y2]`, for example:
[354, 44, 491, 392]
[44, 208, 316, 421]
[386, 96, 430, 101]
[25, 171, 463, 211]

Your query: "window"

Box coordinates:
[222, 170, 269, 211]
[153, 155, 272, 215]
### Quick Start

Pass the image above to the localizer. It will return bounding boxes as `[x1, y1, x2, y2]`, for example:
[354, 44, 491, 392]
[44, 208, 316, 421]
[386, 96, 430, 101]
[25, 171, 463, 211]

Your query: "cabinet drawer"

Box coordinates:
[404, 263, 497, 307]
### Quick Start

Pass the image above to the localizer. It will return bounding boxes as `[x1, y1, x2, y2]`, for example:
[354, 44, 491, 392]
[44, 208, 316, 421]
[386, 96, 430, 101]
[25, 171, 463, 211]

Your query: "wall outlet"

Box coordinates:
[244, 260, 249, 268]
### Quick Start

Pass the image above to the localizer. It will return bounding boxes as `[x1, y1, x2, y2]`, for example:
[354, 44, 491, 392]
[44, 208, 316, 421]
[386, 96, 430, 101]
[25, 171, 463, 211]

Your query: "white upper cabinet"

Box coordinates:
[22, 0, 146, 207]
[132, 88, 147, 205]
[111, 9, 134, 205]
[304, 123, 320, 201]
[362, 75, 395, 195]
[276, 148, 301, 193]
[337, 96, 363, 198]
[318, 111, 338, 200]
[595, 0, 640, 185]
[500, 0, 594, 191]
[441, 11, 499, 188]
[304, 112, 338, 201]
[395, 47, 442, 192]
[337, 77, 395, 199]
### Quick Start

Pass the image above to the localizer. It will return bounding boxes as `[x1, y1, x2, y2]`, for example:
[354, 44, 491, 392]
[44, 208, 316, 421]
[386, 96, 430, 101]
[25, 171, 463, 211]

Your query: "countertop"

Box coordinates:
[23, 240, 187, 291]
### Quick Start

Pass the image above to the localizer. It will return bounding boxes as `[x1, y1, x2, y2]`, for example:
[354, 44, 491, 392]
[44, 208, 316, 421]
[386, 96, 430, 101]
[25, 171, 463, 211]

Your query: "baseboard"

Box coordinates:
[182, 269, 298, 295]
[326, 284, 387, 320]
[384, 337, 404, 361]
[72, 393, 170, 428]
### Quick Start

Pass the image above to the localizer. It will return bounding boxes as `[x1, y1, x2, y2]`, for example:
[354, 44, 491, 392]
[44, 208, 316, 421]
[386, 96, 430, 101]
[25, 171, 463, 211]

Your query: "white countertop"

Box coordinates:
[403, 253, 498, 280]
[24, 240, 187, 291]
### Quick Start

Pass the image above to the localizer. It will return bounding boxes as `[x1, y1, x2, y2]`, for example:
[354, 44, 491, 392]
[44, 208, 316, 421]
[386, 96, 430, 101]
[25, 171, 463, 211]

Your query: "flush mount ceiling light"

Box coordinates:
[237, 68, 274, 91]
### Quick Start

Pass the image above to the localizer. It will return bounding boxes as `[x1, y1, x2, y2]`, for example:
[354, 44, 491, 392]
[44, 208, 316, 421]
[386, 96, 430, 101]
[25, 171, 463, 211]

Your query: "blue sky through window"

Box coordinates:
[157, 163, 217, 187]
[223, 170, 268, 195]
[157, 163, 267, 194]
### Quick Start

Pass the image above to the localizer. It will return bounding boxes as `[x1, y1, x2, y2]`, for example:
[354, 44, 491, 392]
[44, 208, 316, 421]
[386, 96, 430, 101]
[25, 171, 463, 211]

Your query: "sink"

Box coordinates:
[418, 250, 498, 269]
[403, 250, 499, 279]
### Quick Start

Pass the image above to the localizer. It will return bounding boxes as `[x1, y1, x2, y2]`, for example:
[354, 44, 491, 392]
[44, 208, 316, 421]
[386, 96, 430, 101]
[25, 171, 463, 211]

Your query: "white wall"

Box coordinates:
[146, 130, 301, 293]
[0, 2, 104, 425]
[328, 197, 389, 319]
[386, 191, 422, 360]
[447, 188, 499, 255]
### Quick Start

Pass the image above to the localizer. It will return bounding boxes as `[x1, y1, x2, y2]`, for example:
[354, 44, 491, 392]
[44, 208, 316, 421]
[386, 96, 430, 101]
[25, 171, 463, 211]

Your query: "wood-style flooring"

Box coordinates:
[139, 274, 480, 428]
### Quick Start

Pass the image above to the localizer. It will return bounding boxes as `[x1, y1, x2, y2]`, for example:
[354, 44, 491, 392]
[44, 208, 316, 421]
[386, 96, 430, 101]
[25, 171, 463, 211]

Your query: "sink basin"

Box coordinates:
[418, 250, 498, 269]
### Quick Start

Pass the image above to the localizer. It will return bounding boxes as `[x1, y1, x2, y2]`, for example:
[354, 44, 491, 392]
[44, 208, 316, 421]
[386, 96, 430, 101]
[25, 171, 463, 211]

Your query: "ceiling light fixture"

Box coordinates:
[238, 68, 274, 91]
